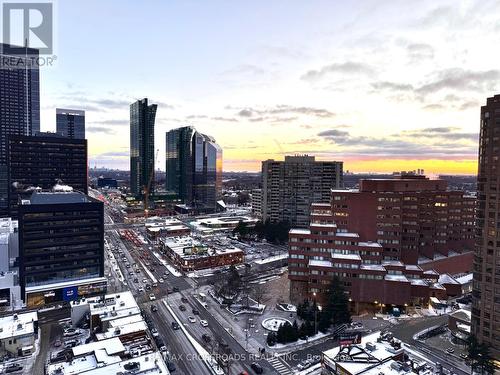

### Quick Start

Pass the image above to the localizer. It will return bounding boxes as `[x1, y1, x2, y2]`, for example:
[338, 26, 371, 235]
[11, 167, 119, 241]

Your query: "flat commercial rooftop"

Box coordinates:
[0, 311, 37, 340]
[26, 191, 92, 205]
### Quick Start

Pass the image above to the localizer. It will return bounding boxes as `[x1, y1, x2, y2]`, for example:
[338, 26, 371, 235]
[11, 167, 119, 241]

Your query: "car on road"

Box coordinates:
[192, 309, 199, 315]
[163, 271, 169, 276]
[151, 328, 159, 337]
[166, 361, 176, 372]
[134, 278, 139, 283]
[171, 322, 180, 330]
[138, 287, 144, 292]
[459, 353, 468, 360]
[151, 304, 158, 312]
[173, 287, 180, 292]
[446, 348, 455, 354]
[188, 316, 196, 323]
[239, 372, 249, 375]
[181, 297, 188, 303]
[202, 334, 211, 343]
[142, 279, 147, 283]
[250, 362, 263, 374]
[149, 293, 156, 301]
[152, 283, 158, 288]
[159, 278, 164, 283]
[200, 320, 208, 327]
[297, 359, 312, 370]
[179, 305, 186, 311]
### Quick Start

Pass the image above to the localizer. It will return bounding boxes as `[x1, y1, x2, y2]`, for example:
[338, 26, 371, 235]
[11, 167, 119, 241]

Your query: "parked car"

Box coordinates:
[446, 348, 455, 354]
[173, 287, 180, 292]
[181, 297, 188, 303]
[179, 305, 186, 311]
[63, 328, 80, 337]
[159, 278, 164, 283]
[151, 304, 158, 312]
[5, 364, 23, 373]
[192, 309, 200, 315]
[188, 316, 196, 323]
[149, 293, 156, 301]
[171, 322, 180, 330]
[200, 320, 208, 327]
[151, 328, 159, 337]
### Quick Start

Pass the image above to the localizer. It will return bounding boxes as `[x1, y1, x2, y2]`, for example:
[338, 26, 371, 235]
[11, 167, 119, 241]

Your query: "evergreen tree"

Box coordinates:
[325, 276, 351, 326]
[266, 332, 277, 346]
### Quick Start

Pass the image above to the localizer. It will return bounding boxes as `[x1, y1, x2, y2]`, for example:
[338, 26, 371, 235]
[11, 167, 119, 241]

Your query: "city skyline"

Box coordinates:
[38, 0, 500, 174]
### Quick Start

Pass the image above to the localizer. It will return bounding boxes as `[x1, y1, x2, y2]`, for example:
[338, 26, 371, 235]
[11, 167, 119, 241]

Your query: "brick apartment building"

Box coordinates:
[329, 175, 475, 273]
[288, 202, 465, 312]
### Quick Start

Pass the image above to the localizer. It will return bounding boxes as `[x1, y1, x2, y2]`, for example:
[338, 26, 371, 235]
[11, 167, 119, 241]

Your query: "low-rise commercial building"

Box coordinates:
[322, 331, 409, 375]
[46, 337, 169, 375]
[160, 236, 244, 272]
[0, 311, 38, 357]
[145, 218, 190, 240]
[189, 215, 258, 234]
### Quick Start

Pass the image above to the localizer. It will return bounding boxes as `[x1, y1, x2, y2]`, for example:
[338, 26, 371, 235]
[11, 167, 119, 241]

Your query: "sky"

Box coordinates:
[37, 0, 500, 174]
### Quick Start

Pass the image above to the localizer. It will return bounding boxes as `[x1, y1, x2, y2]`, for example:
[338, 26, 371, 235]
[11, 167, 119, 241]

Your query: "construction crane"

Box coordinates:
[143, 148, 159, 217]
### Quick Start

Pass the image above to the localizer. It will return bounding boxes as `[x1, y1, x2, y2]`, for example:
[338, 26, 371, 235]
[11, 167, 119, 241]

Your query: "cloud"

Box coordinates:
[211, 116, 238, 122]
[416, 68, 500, 95]
[407, 43, 434, 61]
[95, 119, 128, 126]
[316, 127, 477, 158]
[87, 126, 116, 134]
[236, 105, 335, 119]
[422, 103, 445, 111]
[238, 109, 253, 117]
[94, 151, 129, 158]
[301, 61, 374, 81]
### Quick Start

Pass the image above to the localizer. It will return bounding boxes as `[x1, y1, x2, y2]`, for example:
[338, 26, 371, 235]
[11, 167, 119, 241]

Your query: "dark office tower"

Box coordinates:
[56, 108, 85, 139]
[18, 190, 105, 307]
[130, 98, 157, 197]
[0, 44, 40, 215]
[7, 135, 88, 218]
[473, 94, 500, 356]
[166, 126, 195, 202]
[165, 126, 222, 212]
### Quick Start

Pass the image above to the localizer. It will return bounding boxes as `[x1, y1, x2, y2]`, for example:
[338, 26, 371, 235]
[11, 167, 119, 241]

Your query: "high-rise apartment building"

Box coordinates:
[18, 190, 106, 308]
[330, 175, 475, 271]
[0, 44, 40, 215]
[473, 94, 500, 355]
[7, 135, 88, 218]
[261, 155, 343, 227]
[165, 126, 222, 212]
[56, 108, 85, 139]
[130, 98, 157, 197]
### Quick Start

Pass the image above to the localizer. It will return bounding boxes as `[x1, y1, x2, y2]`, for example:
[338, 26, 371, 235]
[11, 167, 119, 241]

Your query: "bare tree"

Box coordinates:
[251, 283, 269, 305]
